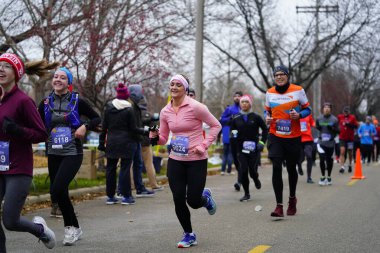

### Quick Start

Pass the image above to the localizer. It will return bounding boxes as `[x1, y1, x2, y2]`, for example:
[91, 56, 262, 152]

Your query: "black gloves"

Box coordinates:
[97, 144, 106, 152]
[2, 117, 24, 136]
[257, 141, 265, 152]
[149, 125, 159, 146]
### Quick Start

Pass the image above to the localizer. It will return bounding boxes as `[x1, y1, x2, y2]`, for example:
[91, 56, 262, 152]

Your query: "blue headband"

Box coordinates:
[58, 67, 73, 85]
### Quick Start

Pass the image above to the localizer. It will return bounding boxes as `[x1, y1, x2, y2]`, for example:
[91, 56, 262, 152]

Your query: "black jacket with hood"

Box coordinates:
[99, 98, 145, 159]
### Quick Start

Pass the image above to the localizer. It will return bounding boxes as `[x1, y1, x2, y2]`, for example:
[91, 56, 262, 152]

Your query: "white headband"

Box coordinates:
[169, 74, 189, 90]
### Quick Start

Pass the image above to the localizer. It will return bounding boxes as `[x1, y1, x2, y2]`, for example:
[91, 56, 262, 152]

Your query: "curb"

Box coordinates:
[26, 167, 223, 206]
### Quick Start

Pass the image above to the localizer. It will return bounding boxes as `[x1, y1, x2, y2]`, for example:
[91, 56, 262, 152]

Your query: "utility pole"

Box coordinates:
[195, 0, 205, 102]
[296, 1, 338, 117]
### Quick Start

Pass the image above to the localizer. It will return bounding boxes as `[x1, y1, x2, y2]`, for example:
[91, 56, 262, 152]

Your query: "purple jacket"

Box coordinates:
[0, 85, 47, 176]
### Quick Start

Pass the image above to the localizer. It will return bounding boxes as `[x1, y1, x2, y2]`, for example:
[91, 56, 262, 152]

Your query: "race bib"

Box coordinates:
[321, 133, 331, 141]
[347, 142, 354, 149]
[276, 120, 291, 135]
[242, 141, 256, 153]
[170, 136, 189, 156]
[51, 127, 72, 149]
[300, 121, 307, 132]
[363, 130, 370, 137]
[374, 136, 379, 141]
[0, 141, 10, 171]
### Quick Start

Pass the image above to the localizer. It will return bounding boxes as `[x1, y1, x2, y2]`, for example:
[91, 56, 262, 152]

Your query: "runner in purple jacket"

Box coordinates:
[0, 53, 58, 251]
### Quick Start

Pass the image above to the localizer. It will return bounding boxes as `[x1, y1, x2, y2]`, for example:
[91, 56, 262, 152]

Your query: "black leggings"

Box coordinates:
[230, 138, 241, 183]
[298, 142, 315, 179]
[271, 157, 298, 204]
[237, 152, 259, 195]
[319, 146, 334, 177]
[167, 158, 208, 233]
[361, 144, 373, 163]
[48, 154, 83, 228]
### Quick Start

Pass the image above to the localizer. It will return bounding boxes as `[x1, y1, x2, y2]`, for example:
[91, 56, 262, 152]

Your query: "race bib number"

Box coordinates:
[242, 141, 256, 153]
[170, 136, 189, 156]
[276, 120, 291, 135]
[0, 141, 10, 171]
[300, 121, 307, 132]
[363, 130, 370, 137]
[51, 127, 71, 149]
[347, 142, 354, 149]
[321, 133, 331, 141]
[374, 136, 379, 141]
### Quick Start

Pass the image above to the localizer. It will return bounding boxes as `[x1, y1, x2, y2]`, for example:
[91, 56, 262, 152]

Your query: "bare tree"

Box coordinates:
[0, 0, 93, 102]
[203, 0, 379, 94]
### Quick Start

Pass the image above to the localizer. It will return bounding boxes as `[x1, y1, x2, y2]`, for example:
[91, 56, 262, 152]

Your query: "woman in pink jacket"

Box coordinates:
[150, 74, 221, 248]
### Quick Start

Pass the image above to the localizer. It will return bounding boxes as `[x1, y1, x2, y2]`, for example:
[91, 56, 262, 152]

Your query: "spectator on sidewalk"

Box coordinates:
[128, 84, 155, 198]
[98, 83, 150, 205]
[139, 96, 164, 191]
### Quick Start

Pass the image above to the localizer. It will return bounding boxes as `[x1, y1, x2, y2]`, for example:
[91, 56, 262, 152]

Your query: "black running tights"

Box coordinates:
[167, 158, 208, 233]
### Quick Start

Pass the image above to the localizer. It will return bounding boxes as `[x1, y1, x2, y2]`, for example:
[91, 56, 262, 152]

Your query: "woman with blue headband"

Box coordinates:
[38, 67, 101, 246]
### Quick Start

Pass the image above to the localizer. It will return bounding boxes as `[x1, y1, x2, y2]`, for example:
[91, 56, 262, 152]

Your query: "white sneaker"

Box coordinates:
[227, 171, 236, 175]
[319, 177, 327, 186]
[220, 171, 225, 175]
[33, 216, 56, 249]
[63, 226, 77, 246]
[74, 227, 83, 241]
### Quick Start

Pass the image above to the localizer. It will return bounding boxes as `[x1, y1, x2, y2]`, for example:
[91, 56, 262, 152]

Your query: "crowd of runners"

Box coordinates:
[0, 53, 379, 251]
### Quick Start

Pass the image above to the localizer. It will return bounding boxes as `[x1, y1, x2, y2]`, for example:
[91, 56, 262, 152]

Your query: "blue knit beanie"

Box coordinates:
[273, 65, 289, 77]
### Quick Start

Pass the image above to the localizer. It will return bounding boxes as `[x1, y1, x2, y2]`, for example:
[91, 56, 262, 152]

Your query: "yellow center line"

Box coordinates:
[347, 179, 359, 186]
[248, 245, 272, 253]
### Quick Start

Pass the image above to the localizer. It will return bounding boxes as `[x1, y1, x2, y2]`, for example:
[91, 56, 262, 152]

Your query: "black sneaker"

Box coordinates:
[339, 167, 345, 174]
[253, 178, 261, 189]
[136, 189, 155, 198]
[348, 166, 352, 173]
[234, 183, 241, 191]
[298, 168, 304, 176]
[239, 195, 250, 202]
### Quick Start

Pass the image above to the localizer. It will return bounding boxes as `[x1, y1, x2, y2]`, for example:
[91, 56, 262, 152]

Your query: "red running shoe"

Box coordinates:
[270, 204, 284, 218]
[287, 197, 297, 216]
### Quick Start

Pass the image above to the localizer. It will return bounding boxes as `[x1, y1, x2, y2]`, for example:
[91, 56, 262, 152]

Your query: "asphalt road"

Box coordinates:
[6, 161, 380, 253]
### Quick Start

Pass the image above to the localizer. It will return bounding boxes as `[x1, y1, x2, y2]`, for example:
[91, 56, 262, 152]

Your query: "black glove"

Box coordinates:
[97, 144, 106, 152]
[149, 125, 159, 146]
[2, 117, 23, 136]
[257, 141, 265, 152]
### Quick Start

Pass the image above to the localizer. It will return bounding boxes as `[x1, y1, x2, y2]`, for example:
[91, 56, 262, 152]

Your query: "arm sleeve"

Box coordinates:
[19, 97, 48, 143]
[194, 103, 222, 149]
[99, 108, 108, 147]
[78, 99, 101, 130]
[258, 115, 268, 143]
[220, 107, 231, 126]
[126, 109, 146, 135]
[157, 110, 169, 145]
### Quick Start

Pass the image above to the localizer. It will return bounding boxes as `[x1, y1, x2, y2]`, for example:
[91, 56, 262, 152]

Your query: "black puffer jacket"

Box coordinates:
[99, 99, 145, 159]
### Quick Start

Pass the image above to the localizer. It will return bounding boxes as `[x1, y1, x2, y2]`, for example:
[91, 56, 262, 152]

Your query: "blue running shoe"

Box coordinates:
[106, 196, 118, 205]
[121, 196, 136, 205]
[136, 189, 155, 198]
[202, 188, 217, 215]
[177, 232, 197, 248]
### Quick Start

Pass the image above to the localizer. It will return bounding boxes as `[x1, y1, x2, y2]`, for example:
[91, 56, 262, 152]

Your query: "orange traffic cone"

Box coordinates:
[351, 148, 366, 179]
